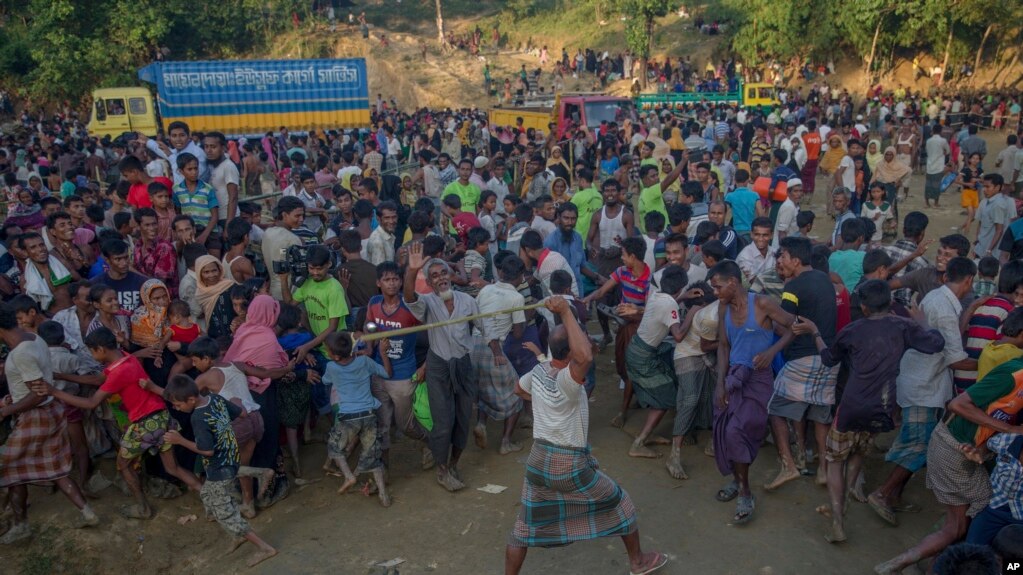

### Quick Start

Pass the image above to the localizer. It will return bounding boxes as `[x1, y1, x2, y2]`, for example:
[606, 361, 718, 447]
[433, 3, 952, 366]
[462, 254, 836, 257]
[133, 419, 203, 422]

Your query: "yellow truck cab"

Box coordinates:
[743, 83, 779, 109]
[87, 87, 159, 138]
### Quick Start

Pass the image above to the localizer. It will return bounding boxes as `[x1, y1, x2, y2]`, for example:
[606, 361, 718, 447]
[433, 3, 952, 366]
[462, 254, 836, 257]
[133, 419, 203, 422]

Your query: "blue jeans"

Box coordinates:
[965, 503, 1023, 546]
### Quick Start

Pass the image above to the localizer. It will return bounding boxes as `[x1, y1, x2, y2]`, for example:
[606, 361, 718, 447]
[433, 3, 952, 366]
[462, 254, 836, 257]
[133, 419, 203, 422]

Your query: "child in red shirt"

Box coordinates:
[34, 326, 202, 519]
[166, 299, 202, 377]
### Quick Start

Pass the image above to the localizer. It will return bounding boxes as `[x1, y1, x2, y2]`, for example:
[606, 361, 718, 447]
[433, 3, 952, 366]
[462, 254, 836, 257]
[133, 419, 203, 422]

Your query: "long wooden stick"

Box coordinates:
[359, 301, 547, 342]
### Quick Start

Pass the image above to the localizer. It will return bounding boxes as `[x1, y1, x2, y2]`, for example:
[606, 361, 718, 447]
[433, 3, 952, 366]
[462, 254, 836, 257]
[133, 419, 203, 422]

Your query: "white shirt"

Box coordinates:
[146, 139, 208, 186]
[209, 159, 241, 220]
[530, 218, 557, 242]
[536, 249, 579, 297]
[837, 155, 855, 190]
[925, 135, 951, 175]
[896, 285, 965, 409]
[773, 198, 799, 245]
[520, 363, 588, 448]
[636, 291, 680, 347]
[365, 226, 396, 266]
[675, 300, 719, 360]
[476, 282, 525, 342]
[736, 243, 776, 282]
[486, 177, 510, 213]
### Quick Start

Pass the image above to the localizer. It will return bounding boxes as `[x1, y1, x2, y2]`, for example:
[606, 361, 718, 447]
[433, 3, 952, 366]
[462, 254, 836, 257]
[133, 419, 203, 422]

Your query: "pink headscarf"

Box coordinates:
[224, 295, 288, 394]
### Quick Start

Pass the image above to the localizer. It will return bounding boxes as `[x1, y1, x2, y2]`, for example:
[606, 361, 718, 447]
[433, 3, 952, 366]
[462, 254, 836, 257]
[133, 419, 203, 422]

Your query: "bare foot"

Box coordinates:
[815, 466, 828, 487]
[499, 439, 523, 455]
[628, 439, 661, 459]
[764, 467, 801, 491]
[246, 548, 279, 568]
[874, 556, 910, 575]
[322, 459, 337, 473]
[666, 449, 688, 480]
[257, 468, 275, 500]
[629, 551, 668, 575]
[239, 502, 257, 519]
[118, 503, 152, 520]
[473, 423, 487, 450]
[379, 492, 392, 508]
[849, 484, 868, 503]
[421, 447, 435, 471]
[815, 504, 832, 518]
[680, 434, 697, 446]
[610, 412, 625, 428]
[437, 471, 465, 492]
[703, 442, 715, 457]
[825, 519, 847, 544]
[226, 537, 246, 555]
[336, 476, 357, 494]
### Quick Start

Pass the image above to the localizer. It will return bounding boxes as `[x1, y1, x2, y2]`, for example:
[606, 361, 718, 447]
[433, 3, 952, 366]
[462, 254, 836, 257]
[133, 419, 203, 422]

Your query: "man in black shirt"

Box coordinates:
[764, 237, 839, 491]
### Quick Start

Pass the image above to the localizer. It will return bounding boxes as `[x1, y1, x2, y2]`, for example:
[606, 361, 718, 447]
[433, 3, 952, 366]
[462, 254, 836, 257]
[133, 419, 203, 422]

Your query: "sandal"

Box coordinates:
[629, 551, 669, 575]
[733, 495, 756, 524]
[868, 493, 898, 526]
[715, 481, 738, 502]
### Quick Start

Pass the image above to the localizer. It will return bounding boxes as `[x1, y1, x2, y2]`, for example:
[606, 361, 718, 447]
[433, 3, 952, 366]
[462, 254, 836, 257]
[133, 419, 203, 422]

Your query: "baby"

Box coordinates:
[165, 299, 202, 377]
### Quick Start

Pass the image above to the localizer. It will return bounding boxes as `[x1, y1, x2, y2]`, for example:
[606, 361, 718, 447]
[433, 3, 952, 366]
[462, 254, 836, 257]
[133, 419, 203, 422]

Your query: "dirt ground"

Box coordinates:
[0, 130, 1016, 575]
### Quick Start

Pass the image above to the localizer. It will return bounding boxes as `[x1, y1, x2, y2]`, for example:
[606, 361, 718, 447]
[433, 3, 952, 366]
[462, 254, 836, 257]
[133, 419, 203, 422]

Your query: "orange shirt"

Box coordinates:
[803, 132, 822, 161]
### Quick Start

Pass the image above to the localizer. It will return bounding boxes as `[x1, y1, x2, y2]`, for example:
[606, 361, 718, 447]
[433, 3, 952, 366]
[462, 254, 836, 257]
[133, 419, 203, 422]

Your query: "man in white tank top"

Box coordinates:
[585, 179, 635, 345]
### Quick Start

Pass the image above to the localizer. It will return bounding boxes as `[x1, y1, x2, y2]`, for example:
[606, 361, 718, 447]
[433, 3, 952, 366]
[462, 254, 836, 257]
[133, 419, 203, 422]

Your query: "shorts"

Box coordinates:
[327, 412, 383, 475]
[200, 478, 251, 537]
[885, 406, 942, 473]
[767, 394, 833, 424]
[825, 426, 875, 463]
[961, 187, 979, 209]
[118, 409, 177, 465]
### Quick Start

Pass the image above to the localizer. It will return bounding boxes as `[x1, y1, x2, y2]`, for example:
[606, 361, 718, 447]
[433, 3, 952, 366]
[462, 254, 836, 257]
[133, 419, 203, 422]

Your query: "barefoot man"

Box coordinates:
[505, 296, 668, 575]
[711, 261, 795, 524]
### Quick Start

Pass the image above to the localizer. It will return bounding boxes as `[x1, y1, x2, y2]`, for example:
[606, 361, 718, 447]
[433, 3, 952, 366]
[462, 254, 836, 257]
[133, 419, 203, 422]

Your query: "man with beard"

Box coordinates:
[586, 179, 635, 348]
[543, 203, 591, 292]
[404, 242, 480, 492]
[204, 132, 240, 232]
[20, 232, 72, 314]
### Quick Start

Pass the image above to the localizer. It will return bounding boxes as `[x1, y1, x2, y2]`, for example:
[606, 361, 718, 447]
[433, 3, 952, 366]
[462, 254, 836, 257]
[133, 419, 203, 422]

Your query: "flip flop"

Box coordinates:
[868, 493, 898, 526]
[596, 303, 628, 326]
[892, 502, 923, 513]
[734, 495, 755, 525]
[629, 552, 669, 575]
[716, 481, 738, 502]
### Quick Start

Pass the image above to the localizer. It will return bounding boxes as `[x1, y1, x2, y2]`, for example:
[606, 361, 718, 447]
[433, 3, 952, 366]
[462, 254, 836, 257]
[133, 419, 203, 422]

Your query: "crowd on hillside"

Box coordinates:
[2, 80, 1023, 572]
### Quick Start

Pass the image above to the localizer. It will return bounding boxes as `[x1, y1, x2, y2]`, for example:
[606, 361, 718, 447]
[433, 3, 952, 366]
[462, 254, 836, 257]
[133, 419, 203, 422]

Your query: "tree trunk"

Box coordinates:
[865, 19, 882, 83]
[940, 18, 953, 86]
[641, 15, 654, 89]
[435, 0, 445, 45]
[972, 23, 994, 86]
[1000, 37, 1023, 87]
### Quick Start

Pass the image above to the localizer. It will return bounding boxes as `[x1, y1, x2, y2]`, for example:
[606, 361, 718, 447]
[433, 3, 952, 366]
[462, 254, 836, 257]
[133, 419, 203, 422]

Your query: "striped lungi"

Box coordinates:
[0, 401, 72, 487]
[674, 355, 714, 437]
[509, 440, 637, 548]
[625, 335, 677, 410]
[886, 405, 942, 472]
[926, 421, 992, 517]
[772, 355, 838, 406]
[471, 335, 524, 420]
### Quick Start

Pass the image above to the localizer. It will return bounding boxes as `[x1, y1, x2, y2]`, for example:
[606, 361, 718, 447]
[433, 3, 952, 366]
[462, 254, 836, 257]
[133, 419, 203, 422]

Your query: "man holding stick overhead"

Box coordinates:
[505, 295, 668, 575]
[404, 242, 480, 492]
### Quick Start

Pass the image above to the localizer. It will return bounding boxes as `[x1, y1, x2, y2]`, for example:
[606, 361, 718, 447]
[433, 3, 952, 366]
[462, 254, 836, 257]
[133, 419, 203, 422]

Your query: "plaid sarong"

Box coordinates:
[773, 355, 839, 406]
[886, 406, 942, 473]
[510, 440, 637, 548]
[926, 421, 992, 517]
[625, 335, 677, 410]
[0, 401, 72, 487]
[471, 336, 524, 420]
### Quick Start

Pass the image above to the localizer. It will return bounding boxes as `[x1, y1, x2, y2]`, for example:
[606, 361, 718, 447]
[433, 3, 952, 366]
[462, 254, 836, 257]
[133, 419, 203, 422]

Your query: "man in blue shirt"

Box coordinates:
[545, 203, 595, 294]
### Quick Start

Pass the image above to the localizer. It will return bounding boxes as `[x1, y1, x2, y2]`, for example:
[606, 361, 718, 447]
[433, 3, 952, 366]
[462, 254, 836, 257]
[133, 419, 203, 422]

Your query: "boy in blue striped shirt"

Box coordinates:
[172, 152, 218, 246]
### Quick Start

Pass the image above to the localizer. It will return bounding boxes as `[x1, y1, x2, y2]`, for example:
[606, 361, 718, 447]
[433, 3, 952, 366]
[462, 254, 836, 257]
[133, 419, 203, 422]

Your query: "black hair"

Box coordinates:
[931, 542, 1000, 575]
[84, 326, 118, 350]
[856, 279, 891, 313]
[112, 211, 133, 231]
[173, 214, 195, 231]
[601, 178, 621, 191]
[811, 244, 831, 273]
[276, 196, 305, 219]
[376, 200, 398, 217]
[976, 256, 999, 279]
[325, 331, 353, 359]
[359, 177, 378, 195]
[86, 204, 105, 224]
[1000, 308, 1023, 338]
[45, 211, 72, 230]
[734, 168, 750, 184]
[276, 303, 302, 332]
[940, 234, 971, 257]
[168, 299, 191, 319]
[840, 218, 866, 244]
[694, 221, 720, 244]
[708, 260, 742, 283]
[681, 181, 704, 202]
[659, 265, 688, 296]
[187, 336, 220, 360]
[413, 197, 435, 214]
[750, 216, 773, 233]
[668, 203, 693, 226]
[100, 238, 129, 257]
[994, 523, 1023, 564]
[408, 211, 431, 234]
[945, 257, 977, 283]
[376, 261, 401, 280]
[147, 181, 170, 196]
[182, 243, 207, 270]
[480, 190, 497, 207]
[306, 245, 332, 267]
[38, 320, 65, 346]
[423, 235, 446, 257]
[513, 203, 534, 223]
[118, 155, 144, 173]
[701, 239, 726, 263]
[62, 194, 83, 208]
[467, 227, 492, 249]
[621, 236, 646, 260]
[520, 229, 544, 251]
[902, 211, 929, 239]
[133, 207, 158, 225]
[858, 217, 877, 243]
[353, 199, 375, 219]
[796, 210, 816, 229]
[644, 211, 665, 234]
[548, 268, 573, 294]
[532, 194, 553, 210]
[10, 294, 40, 315]
[226, 218, 250, 247]
[665, 233, 689, 249]
[638, 164, 659, 180]
[165, 374, 201, 403]
[167, 120, 190, 135]
[175, 152, 198, 171]
[778, 236, 812, 266]
[1000, 260, 1023, 294]
[863, 249, 893, 275]
[556, 202, 578, 218]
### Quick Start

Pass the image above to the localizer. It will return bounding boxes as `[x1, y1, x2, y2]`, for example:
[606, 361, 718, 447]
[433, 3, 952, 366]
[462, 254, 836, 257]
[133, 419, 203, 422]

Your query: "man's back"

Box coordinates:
[520, 363, 588, 448]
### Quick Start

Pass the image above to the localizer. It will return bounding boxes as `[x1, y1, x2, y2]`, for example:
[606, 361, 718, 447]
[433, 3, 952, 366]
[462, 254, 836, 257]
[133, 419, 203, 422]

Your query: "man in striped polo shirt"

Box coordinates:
[171, 152, 219, 247]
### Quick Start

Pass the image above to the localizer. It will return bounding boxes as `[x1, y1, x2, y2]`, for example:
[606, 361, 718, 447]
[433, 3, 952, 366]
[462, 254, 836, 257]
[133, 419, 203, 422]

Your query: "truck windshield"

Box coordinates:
[584, 100, 635, 128]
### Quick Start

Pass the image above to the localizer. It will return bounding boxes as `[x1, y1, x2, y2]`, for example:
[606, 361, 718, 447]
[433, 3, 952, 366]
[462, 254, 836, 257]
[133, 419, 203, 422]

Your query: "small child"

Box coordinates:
[977, 308, 1023, 380]
[322, 331, 392, 506]
[973, 256, 1000, 298]
[163, 375, 279, 567]
[860, 182, 894, 244]
[275, 302, 323, 480]
[165, 299, 201, 377]
[35, 326, 203, 519]
[458, 227, 493, 297]
[147, 182, 176, 242]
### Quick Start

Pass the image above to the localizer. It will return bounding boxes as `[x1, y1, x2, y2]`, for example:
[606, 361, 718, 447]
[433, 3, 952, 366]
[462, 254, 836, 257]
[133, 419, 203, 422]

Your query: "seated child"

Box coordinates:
[36, 326, 203, 519]
[322, 331, 392, 506]
[162, 375, 279, 567]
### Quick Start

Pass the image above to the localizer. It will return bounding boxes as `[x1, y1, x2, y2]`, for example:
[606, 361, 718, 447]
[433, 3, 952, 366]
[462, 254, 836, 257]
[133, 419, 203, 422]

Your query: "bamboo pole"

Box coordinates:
[359, 301, 548, 342]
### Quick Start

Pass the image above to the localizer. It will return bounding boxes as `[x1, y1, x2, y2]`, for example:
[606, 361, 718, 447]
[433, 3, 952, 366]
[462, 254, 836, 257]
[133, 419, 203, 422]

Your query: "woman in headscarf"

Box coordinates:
[667, 126, 686, 164]
[818, 134, 847, 175]
[130, 278, 179, 386]
[6, 188, 45, 230]
[26, 172, 48, 199]
[865, 139, 884, 172]
[547, 146, 571, 183]
[871, 146, 912, 209]
[549, 176, 572, 205]
[225, 295, 292, 505]
[195, 256, 236, 341]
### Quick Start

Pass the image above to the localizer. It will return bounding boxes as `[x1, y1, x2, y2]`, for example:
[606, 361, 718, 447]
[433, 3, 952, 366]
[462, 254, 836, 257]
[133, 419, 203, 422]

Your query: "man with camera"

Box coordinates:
[263, 196, 305, 300]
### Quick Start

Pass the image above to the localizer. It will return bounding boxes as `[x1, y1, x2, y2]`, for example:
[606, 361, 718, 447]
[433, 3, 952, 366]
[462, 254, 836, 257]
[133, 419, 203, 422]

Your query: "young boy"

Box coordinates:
[322, 331, 392, 506]
[162, 375, 278, 567]
[793, 210, 816, 239]
[974, 255, 1000, 298]
[119, 155, 171, 210]
[281, 244, 349, 361]
[172, 153, 219, 246]
[978, 308, 1023, 380]
[147, 182, 176, 243]
[32, 327, 203, 519]
[791, 280, 945, 544]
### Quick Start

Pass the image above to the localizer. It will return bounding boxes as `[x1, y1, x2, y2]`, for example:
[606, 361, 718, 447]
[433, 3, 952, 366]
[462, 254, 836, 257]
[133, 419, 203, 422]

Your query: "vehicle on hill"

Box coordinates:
[489, 93, 638, 141]
[634, 81, 779, 113]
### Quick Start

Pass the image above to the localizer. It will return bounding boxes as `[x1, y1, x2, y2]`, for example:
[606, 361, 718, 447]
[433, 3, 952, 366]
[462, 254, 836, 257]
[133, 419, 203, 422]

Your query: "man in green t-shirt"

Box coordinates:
[875, 357, 1023, 575]
[638, 160, 685, 233]
[570, 167, 602, 240]
[443, 159, 481, 214]
[282, 245, 349, 360]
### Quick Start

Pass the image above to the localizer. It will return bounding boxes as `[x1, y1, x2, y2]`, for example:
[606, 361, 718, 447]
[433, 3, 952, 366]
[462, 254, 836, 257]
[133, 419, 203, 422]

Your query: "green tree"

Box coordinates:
[617, 0, 672, 88]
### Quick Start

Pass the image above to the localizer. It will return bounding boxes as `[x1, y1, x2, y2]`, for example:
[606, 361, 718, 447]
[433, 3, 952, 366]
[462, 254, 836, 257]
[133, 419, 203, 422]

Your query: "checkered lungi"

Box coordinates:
[773, 355, 839, 406]
[625, 335, 677, 410]
[0, 401, 72, 487]
[471, 335, 523, 420]
[926, 421, 992, 517]
[509, 440, 637, 548]
[886, 406, 943, 473]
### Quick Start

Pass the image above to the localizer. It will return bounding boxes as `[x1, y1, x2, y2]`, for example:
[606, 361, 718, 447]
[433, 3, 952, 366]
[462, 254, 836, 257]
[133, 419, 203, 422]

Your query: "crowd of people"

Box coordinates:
[2, 80, 1023, 574]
